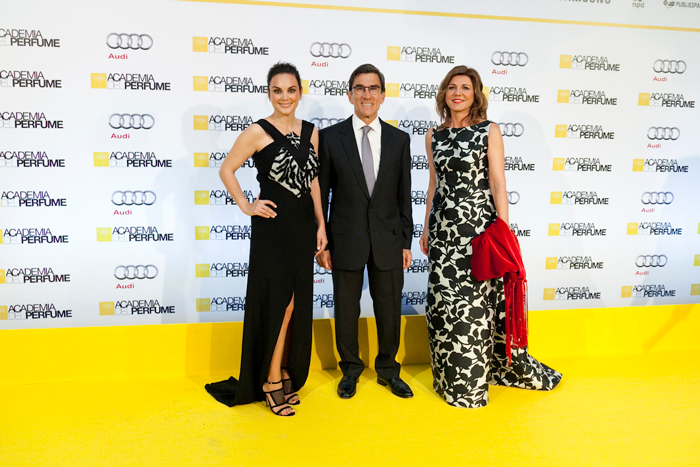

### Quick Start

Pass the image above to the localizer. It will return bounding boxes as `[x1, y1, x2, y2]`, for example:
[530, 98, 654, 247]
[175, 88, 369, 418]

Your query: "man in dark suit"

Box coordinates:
[317, 64, 413, 399]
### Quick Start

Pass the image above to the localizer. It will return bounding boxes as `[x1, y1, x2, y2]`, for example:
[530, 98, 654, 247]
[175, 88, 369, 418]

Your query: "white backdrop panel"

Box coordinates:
[1, 0, 699, 329]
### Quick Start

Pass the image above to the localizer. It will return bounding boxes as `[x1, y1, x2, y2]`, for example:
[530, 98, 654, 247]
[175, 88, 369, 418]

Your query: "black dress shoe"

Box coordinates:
[337, 375, 358, 399]
[377, 375, 414, 398]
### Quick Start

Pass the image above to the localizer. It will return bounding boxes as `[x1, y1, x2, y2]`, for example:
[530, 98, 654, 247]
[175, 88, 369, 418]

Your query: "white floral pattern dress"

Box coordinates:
[426, 121, 562, 408]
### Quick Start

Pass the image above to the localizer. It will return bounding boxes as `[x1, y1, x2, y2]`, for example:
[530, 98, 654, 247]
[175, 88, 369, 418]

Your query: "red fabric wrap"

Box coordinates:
[471, 217, 528, 365]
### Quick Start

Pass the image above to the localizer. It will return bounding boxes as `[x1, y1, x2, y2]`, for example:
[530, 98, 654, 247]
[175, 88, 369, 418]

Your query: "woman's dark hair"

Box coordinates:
[436, 66, 488, 128]
[267, 62, 302, 91]
[348, 63, 386, 93]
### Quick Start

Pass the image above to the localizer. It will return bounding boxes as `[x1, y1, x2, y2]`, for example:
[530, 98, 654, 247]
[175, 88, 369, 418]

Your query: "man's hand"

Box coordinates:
[402, 249, 412, 270]
[316, 250, 332, 271]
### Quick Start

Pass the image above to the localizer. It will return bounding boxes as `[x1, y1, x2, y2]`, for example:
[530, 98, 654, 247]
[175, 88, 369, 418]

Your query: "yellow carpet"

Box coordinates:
[2, 351, 698, 466]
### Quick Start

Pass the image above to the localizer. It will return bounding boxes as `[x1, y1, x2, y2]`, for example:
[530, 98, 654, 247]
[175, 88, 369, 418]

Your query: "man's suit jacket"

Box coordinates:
[319, 117, 412, 271]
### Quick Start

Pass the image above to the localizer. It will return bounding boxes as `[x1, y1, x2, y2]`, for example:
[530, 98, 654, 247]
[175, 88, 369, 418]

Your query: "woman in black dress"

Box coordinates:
[419, 66, 561, 408]
[206, 63, 327, 416]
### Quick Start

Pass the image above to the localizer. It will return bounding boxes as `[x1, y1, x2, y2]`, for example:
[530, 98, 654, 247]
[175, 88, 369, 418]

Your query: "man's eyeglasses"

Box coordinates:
[351, 85, 382, 96]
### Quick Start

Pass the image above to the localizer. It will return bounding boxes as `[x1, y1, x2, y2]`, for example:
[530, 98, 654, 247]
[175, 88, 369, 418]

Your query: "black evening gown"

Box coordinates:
[205, 119, 320, 407]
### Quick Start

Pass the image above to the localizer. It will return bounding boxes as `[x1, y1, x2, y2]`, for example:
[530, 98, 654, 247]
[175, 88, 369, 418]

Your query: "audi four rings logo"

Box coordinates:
[641, 192, 674, 205]
[106, 33, 153, 50]
[111, 190, 157, 206]
[635, 255, 668, 268]
[498, 123, 524, 137]
[491, 52, 528, 66]
[647, 127, 680, 140]
[653, 60, 686, 74]
[507, 191, 520, 204]
[310, 42, 351, 58]
[310, 117, 344, 129]
[114, 265, 158, 280]
[109, 113, 155, 130]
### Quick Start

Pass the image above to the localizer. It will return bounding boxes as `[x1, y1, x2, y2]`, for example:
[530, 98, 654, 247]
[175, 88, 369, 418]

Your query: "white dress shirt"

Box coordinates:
[351, 113, 381, 179]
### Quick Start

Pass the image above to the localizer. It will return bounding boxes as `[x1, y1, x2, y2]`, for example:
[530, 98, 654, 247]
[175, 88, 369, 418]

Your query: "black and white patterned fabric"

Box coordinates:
[426, 121, 562, 408]
[268, 133, 320, 198]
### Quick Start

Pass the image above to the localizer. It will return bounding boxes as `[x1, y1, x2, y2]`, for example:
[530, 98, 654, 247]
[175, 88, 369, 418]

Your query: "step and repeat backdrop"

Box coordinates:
[1, 0, 699, 329]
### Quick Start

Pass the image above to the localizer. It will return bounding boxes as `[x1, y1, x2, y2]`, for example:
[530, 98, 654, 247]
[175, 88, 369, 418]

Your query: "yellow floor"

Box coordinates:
[1, 351, 698, 466]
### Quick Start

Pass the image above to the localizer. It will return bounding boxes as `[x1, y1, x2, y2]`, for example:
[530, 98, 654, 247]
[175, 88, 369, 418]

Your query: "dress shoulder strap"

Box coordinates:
[300, 120, 313, 144]
[255, 119, 284, 141]
[255, 119, 309, 160]
[256, 119, 310, 145]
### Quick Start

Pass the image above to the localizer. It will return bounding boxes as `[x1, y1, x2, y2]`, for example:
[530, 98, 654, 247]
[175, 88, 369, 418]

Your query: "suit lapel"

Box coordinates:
[339, 117, 370, 199]
[373, 119, 395, 196]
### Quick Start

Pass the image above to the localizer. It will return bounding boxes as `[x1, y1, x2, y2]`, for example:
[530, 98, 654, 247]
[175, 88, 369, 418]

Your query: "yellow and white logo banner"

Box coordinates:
[1, 0, 699, 329]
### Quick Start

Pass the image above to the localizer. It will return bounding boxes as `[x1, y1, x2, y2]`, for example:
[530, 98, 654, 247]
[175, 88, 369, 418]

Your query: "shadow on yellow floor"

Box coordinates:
[642, 304, 692, 352]
[2, 351, 699, 467]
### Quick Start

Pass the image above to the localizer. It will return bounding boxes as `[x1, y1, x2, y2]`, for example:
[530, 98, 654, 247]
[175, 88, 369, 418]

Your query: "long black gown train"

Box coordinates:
[205, 119, 320, 407]
[426, 121, 562, 408]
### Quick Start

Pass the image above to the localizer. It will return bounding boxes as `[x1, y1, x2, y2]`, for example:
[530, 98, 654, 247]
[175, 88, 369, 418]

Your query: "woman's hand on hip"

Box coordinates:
[242, 197, 277, 218]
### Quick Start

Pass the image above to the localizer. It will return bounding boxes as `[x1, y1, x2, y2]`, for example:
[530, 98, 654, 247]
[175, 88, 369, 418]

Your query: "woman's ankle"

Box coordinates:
[263, 380, 282, 391]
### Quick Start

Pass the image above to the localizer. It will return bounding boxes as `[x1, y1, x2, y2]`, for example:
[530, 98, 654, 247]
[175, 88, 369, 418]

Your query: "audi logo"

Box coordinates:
[491, 51, 528, 66]
[653, 59, 686, 74]
[314, 264, 332, 275]
[635, 255, 668, 268]
[647, 127, 680, 140]
[309, 117, 344, 129]
[106, 33, 153, 50]
[507, 191, 520, 205]
[498, 123, 524, 137]
[114, 264, 158, 280]
[109, 113, 155, 130]
[641, 192, 674, 205]
[310, 42, 351, 58]
[111, 190, 156, 206]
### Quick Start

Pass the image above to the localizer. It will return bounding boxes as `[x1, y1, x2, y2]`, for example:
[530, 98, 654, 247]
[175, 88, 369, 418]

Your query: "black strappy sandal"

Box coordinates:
[263, 381, 295, 416]
[281, 368, 300, 406]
